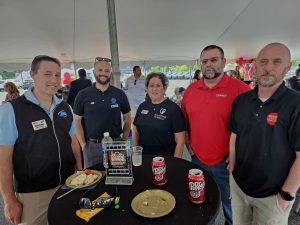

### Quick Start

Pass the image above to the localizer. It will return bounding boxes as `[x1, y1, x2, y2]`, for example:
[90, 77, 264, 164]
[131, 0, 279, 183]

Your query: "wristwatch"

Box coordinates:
[279, 189, 295, 201]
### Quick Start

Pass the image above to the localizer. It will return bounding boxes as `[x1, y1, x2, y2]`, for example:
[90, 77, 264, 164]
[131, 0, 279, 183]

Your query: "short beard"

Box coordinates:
[202, 71, 222, 80]
[95, 76, 110, 85]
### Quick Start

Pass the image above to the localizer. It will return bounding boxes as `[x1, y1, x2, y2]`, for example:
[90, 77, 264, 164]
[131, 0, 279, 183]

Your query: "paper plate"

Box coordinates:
[131, 189, 176, 218]
[65, 170, 102, 188]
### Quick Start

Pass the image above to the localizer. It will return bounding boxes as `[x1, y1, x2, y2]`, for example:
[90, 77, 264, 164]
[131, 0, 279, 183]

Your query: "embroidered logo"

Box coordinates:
[58, 110, 67, 118]
[216, 94, 227, 98]
[266, 112, 278, 126]
[160, 108, 166, 114]
[111, 97, 119, 108]
[111, 98, 117, 104]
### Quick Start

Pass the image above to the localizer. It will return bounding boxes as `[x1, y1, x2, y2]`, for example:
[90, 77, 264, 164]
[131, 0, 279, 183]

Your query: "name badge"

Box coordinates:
[32, 119, 48, 131]
[141, 110, 149, 114]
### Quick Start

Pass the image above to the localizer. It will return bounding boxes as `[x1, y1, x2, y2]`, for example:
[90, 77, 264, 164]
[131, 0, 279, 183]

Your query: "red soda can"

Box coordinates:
[188, 168, 205, 204]
[152, 156, 167, 186]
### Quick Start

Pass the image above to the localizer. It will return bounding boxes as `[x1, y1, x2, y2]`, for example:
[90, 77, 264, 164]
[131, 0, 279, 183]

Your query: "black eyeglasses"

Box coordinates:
[134, 80, 136, 85]
[95, 57, 111, 62]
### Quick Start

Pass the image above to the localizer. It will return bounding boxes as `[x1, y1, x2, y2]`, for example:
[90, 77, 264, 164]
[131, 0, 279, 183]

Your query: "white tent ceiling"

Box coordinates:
[0, 0, 300, 70]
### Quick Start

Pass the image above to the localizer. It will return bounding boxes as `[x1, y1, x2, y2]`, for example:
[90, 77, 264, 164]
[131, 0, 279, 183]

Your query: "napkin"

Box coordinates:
[76, 192, 110, 222]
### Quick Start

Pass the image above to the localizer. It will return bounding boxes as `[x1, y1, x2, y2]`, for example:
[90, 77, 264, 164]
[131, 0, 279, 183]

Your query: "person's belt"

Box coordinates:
[89, 138, 102, 144]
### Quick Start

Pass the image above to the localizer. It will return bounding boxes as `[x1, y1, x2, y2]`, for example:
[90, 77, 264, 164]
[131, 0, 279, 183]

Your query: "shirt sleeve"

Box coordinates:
[171, 103, 186, 133]
[289, 103, 300, 151]
[228, 98, 238, 134]
[133, 105, 142, 126]
[0, 103, 18, 145]
[120, 90, 131, 114]
[73, 91, 84, 116]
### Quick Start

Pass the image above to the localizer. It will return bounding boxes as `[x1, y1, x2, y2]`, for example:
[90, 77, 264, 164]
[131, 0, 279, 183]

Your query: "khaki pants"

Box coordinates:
[230, 175, 294, 225]
[16, 187, 58, 225]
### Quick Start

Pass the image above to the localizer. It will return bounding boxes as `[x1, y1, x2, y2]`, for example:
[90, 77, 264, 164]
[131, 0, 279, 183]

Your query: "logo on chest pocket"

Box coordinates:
[111, 97, 119, 108]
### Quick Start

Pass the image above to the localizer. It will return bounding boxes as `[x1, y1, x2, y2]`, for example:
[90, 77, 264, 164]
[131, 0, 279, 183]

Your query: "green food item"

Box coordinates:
[114, 204, 120, 209]
[114, 197, 120, 204]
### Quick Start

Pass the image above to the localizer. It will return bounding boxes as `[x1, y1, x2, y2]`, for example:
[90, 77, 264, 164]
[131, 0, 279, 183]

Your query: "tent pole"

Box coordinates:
[106, 0, 121, 88]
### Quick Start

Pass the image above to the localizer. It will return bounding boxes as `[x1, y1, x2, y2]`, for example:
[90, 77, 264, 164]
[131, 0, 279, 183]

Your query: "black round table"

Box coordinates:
[48, 155, 220, 225]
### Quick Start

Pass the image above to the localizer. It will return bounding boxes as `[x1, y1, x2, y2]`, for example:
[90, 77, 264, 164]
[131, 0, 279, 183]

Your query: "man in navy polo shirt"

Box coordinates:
[228, 43, 300, 225]
[73, 57, 131, 168]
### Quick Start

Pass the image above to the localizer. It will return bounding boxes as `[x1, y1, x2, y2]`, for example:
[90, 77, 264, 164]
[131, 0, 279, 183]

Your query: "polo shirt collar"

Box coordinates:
[93, 83, 111, 93]
[24, 87, 62, 106]
[24, 87, 62, 117]
[250, 81, 287, 101]
[196, 73, 230, 89]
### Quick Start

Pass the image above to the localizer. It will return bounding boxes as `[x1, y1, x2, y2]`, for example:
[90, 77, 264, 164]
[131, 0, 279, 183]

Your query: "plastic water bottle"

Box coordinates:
[102, 132, 113, 168]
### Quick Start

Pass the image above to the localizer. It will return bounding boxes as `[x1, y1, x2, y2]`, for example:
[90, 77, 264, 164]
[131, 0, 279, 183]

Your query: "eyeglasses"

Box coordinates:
[95, 57, 111, 62]
[200, 57, 223, 65]
[134, 80, 136, 85]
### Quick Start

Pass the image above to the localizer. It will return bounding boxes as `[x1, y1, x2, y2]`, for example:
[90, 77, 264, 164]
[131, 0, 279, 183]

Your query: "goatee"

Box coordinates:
[95, 76, 110, 85]
[202, 72, 222, 80]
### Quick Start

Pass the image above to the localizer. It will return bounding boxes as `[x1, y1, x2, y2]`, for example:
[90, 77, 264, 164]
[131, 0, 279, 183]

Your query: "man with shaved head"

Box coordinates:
[228, 43, 300, 224]
[73, 57, 131, 168]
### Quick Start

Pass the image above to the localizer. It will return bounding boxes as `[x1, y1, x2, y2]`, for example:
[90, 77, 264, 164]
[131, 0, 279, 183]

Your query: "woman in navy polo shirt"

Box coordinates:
[132, 72, 186, 158]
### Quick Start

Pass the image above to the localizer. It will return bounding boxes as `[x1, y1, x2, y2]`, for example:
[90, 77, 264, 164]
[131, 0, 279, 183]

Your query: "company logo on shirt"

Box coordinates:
[216, 93, 227, 98]
[160, 108, 166, 114]
[111, 98, 119, 108]
[58, 110, 68, 118]
[266, 112, 278, 126]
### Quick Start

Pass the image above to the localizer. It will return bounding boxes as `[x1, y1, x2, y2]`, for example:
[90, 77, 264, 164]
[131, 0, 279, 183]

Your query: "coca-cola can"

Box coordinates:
[152, 156, 167, 186]
[188, 168, 205, 204]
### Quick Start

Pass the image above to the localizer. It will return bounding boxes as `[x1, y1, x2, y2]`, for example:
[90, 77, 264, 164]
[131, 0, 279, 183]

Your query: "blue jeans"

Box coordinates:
[192, 155, 232, 225]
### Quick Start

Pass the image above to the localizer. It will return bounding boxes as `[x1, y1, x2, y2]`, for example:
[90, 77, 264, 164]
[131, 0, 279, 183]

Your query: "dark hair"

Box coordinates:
[31, 55, 61, 72]
[193, 69, 201, 80]
[133, 66, 140, 72]
[146, 72, 168, 88]
[78, 68, 86, 78]
[200, 45, 224, 58]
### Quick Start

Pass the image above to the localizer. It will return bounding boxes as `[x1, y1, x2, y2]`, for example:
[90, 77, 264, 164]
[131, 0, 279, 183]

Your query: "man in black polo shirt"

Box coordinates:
[228, 43, 300, 225]
[73, 57, 131, 168]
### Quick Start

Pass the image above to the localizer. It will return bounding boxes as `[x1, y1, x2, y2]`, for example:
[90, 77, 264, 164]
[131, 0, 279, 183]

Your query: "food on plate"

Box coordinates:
[69, 170, 99, 187]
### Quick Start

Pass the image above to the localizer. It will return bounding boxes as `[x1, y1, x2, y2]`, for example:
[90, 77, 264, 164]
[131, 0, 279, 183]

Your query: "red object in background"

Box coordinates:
[188, 169, 205, 204]
[63, 72, 74, 85]
[152, 157, 167, 186]
[235, 57, 256, 81]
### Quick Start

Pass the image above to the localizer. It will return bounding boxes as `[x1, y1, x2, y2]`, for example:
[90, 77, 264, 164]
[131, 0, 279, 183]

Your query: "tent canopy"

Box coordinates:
[1, 0, 300, 70]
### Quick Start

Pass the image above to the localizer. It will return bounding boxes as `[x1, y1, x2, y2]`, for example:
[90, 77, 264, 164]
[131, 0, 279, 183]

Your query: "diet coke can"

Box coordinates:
[188, 168, 205, 204]
[152, 156, 167, 186]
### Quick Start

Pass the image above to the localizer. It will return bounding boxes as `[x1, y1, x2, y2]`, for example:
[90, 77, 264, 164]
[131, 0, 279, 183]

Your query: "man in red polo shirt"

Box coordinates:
[182, 45, 250, 225]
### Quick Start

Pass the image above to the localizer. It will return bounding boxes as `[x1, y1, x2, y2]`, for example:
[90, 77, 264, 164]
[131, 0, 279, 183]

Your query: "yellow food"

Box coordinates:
[70, 171, 99, 187]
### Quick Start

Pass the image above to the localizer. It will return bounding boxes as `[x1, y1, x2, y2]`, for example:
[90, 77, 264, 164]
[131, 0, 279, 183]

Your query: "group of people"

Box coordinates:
[0, 42, 299, 225]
